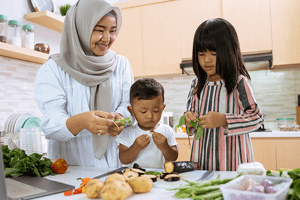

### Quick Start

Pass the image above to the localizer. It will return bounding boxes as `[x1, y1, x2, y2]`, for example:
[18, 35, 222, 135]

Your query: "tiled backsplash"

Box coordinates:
[1, 55, 300, 131]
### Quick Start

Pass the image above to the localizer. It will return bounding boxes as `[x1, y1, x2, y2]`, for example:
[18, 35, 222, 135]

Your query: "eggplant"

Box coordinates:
[164, 174, 181, 182]
[160, 172, 178, 179]
[164, 161, 200, 173]
[141, 174, 157, 182]
[125, 168, 146, 176]
[132, 163, 146, 172]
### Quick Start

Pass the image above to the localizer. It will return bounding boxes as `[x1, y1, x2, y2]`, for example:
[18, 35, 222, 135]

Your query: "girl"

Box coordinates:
[184, 18, 263, 171]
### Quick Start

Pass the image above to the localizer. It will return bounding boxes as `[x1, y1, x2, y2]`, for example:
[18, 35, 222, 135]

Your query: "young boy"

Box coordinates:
[115, 78, 178, 169]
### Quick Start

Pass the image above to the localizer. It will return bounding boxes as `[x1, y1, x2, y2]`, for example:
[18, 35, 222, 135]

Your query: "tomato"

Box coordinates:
[51, 158, 68, 174]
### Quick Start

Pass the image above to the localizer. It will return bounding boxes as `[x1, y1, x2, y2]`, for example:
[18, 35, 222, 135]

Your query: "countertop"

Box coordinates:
[175, 130, 300, 138]
[34, 166, 238, 200]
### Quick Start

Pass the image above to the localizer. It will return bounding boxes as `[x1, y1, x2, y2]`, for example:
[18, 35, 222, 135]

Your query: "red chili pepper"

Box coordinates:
[64, 191, 73, 196]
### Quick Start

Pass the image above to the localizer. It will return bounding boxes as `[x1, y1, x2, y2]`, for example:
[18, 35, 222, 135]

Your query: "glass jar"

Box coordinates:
[276, 118, 299, 131]
[7, 20, 21, 47]
[22, 25, 35, 49]
[0, 14, 7, 43]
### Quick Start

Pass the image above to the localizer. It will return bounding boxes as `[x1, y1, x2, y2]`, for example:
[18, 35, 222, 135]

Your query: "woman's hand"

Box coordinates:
[199, 111, 228, 129]
[184, 111, 199, 129]
[106, 112, 126, 137]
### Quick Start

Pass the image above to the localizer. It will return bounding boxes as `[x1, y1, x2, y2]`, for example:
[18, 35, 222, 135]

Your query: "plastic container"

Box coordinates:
[276, 118, 299, 131]
[220, 175, 292, 200]
[20, 127, 42, 155]
[22, 25, 35, 49]
[7, 20, 21, 47]
[0, 14, 7, 43]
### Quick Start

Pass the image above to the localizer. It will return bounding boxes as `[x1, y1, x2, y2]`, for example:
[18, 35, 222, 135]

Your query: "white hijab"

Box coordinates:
[50, 0, 122, 160]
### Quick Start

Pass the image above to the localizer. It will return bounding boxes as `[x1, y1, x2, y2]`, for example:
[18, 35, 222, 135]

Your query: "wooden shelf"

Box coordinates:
[0, 42, 49, 64]
[24, 10, 64, 33]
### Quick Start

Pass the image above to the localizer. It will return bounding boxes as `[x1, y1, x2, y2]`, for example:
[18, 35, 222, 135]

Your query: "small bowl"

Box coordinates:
[34, 43, 50, 54]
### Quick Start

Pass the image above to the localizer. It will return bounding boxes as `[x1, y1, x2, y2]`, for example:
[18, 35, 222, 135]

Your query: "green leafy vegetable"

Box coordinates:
[113, 117, 131, 129]
[1, 145, 57, 178]
[175, 115, 203, 140]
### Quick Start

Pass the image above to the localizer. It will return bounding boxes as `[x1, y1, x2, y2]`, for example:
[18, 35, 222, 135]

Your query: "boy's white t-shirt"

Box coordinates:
[115, 122, 178, 169]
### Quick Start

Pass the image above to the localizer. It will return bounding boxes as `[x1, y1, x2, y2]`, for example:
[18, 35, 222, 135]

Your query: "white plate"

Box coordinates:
[11, 113, 22, 134]
[4, 114, 14, 133]
[7, 114, 18, 133]
[14, 113, 34, 134]
[31, 0, 56, 13]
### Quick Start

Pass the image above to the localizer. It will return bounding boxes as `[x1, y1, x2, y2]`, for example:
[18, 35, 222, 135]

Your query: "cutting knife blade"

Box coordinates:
[92, 166, 128, 179]
[199, 170, 214, 180]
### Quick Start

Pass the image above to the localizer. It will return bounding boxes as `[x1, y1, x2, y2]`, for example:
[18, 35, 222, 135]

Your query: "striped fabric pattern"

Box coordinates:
[187, 75, 264, 171]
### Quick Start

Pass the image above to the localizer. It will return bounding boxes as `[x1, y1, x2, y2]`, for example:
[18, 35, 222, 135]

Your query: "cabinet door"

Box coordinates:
[179, 0, 222, 59]
[110, 7, 144, 77]
[270, 0, 300, 66]
[251, 138, 277, 171]
[276, 138, 300, 169]
[141, 1, 182, 76]
[222, 0, 272, 54]
[176, 137, 193, 161]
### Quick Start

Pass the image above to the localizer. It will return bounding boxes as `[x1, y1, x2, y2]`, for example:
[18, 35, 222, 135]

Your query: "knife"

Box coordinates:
[92, 166, 128, 179]
[198, 170, 214, 180]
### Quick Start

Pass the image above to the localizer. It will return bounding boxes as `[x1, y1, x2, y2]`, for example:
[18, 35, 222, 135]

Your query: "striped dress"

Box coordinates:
[187, 75, 264, 171]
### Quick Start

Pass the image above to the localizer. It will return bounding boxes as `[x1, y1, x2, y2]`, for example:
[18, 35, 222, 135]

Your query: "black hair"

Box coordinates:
[192, 18, 251, 97]
[130, 78, 164, 104]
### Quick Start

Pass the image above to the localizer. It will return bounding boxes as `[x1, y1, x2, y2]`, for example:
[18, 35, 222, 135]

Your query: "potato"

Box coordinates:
[84, 179, 104, 198]
[105, 173, 126, 184]
[127, 176, 153, 193]
[100, 180, 133, 200]
[123, 170, 139, 181]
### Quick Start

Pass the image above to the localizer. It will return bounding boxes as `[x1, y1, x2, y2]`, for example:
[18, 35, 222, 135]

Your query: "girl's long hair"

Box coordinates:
[192, 18, 250, 97]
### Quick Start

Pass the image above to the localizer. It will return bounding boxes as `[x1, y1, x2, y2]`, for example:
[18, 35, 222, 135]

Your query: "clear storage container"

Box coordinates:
[0, 14, 7, 43]
[7, 20, 21, 47]
[220, 175, 292, 200]
[22, 25, 35, 49]
[276, 118, 299, 131]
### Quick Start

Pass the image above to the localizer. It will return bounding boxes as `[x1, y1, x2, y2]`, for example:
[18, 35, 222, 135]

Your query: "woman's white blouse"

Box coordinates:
[34, 55, 134, 167]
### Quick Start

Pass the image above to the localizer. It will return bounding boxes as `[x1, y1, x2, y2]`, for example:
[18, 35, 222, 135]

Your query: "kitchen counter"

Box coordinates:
[34, 166, 238, 200]
[175, 130, 300, 138]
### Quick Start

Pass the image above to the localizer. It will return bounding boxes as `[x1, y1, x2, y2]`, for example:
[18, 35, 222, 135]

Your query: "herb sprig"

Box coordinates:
[175, 115, 203, 140]
[113, 117, 131, 129]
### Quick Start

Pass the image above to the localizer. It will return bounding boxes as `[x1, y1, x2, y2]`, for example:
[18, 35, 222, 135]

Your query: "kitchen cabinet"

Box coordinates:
[179, 0, 222, 59]
[270, 0, 300, 66]
[176, 137, 193, 161]
[112, 0, 181, 77]
[222, 0, 272, 54]
[251, 137, 300, 170]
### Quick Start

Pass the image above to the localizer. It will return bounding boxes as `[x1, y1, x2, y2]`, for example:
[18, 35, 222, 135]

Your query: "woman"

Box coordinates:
[34, 0, 134, 168]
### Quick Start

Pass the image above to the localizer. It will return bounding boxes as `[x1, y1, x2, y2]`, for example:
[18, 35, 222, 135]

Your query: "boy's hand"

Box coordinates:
[199, 111, 228, 129]
[151, 131, 168, 151]
[134, 134, 150, 151]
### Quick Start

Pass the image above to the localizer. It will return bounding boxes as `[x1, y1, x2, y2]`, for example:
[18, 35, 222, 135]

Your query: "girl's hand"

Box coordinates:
[134, 134, 150, 151]
[152, 131, 168, 150]
[199, 111, 228, 129]
[184, 111, 199, 129]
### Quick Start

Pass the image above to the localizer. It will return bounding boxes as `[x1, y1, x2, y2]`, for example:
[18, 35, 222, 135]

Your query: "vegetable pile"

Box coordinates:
[267, 168, 300, 200]
[175, 115, 203, 140]
[169, 174, 238, 200]
[1, 145, 57, 177]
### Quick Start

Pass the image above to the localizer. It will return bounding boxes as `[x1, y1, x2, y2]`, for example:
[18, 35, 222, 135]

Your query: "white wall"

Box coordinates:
[0, 0, 128, 54]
